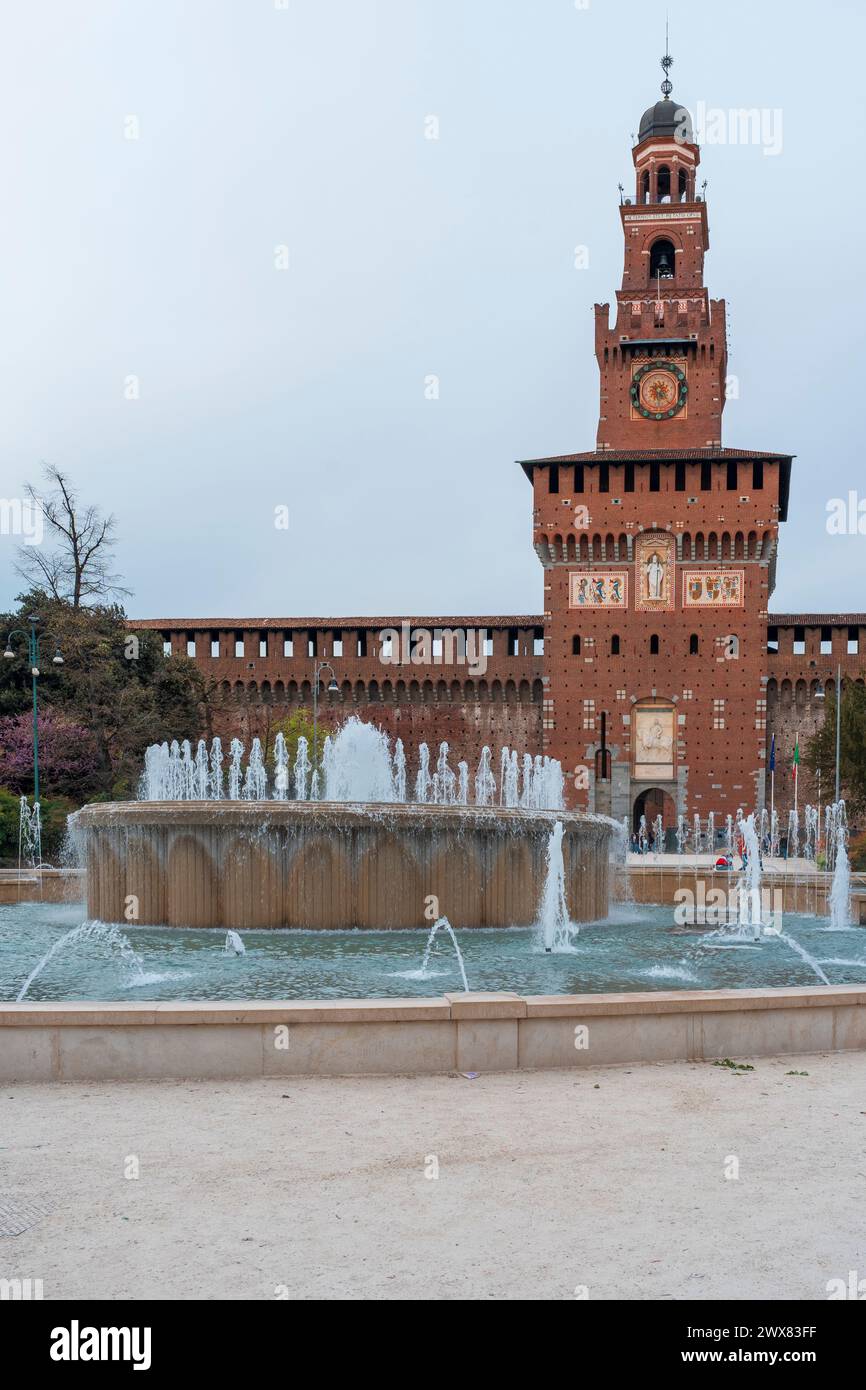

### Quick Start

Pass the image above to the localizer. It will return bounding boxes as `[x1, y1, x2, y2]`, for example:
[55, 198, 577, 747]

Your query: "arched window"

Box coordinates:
[611, 635, 621, 655]
[657, 166, 671, 203]
[689, 634, 699, 655]
[572, 635, 581, 655]
[650, 238, 675, 281]
[650, 634, 660, 655]
[678, 168, 688, 202]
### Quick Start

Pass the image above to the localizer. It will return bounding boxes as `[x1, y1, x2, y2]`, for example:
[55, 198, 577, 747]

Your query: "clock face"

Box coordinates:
[631, 360, 688, 420]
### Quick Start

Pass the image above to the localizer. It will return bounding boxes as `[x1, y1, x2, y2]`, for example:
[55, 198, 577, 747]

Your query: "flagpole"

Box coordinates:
[769, 733, 775, 857]
[793, 735, 799, 819]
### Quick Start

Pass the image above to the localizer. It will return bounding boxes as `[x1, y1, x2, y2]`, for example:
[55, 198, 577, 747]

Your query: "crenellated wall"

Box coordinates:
[766, 615, 866, 816]
[130, 616, 546, 767]
[126, 606, 866, 822]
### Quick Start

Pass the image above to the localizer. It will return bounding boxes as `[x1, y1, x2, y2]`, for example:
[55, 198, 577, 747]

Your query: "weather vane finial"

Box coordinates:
[661, 16, 673, 98]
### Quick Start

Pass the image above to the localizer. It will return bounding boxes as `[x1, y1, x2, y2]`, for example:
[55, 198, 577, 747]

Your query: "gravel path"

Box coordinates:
[3, 1053, 865, 1300]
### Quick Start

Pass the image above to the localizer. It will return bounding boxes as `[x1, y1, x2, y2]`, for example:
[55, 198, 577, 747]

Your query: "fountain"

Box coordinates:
[825, 800, 847, 874]
[18, 796, 43, 870]
[194, 740, 209, 799]
[705, 812, 831, 984]
[321, 719, 397, 802]
[611, 818, 634, 905]
[828, 802, 851, 930]
[72, 718, 613, 930]
[16, 920, 146, 1001]
[210, 737, 224, 801]
[434, 743, 457, 805]
[474, 746, 496, 806]
[537, 821, 578, 952]
[228, 739, 243, 801]
[242, 738, 268, 801]
[499, 748, 519, 808]
[294, 737, 311, 801]
[735, 813, 766, 939]
[651, 813, 663, 857]
[415, 743, 431, 803]
[393, 739, 407, 802]
[418, 917, 470, 991]
[803, 804, 818, 861]
[273, 733, 289, 800]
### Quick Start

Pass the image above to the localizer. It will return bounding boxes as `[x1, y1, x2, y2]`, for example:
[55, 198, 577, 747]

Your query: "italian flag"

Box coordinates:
[792, 735, 800, 782]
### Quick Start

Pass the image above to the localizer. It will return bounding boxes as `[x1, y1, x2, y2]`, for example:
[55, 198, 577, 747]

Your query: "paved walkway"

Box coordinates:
[5, 1053, 865, 1299]
[627, 853, 822, 873]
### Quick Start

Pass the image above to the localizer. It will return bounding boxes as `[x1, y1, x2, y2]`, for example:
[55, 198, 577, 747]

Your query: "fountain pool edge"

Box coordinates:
[4, 984, 866, 1081]
[70, 801, 612, 929]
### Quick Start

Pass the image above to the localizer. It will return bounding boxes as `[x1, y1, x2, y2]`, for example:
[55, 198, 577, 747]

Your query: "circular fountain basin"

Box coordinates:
[71, 801, 612, 930]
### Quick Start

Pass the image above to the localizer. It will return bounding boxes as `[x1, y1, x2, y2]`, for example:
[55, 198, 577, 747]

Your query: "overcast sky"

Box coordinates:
[0, 0, 863, 621]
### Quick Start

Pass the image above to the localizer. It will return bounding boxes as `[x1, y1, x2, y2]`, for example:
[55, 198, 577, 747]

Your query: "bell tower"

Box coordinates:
[595, 48, 728, 450]
[520, 46, 794, 837]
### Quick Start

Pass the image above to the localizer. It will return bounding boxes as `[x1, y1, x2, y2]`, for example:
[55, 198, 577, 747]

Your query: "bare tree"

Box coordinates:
[16, 464, 130, 608]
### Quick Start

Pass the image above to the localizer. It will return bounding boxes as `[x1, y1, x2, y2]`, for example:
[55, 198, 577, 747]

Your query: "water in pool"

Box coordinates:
[2, 900, 865, 1002]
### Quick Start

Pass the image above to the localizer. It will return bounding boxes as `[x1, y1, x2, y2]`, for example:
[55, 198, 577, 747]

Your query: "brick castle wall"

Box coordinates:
[131, 617, 545, 772]
[129, 97, 866, 823]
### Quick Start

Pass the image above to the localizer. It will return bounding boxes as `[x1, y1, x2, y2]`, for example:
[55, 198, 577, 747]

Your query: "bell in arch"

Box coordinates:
[650, 239, 676, 281]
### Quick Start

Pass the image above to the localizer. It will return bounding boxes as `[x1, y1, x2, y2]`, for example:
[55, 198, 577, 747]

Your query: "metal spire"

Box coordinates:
[661, 17, 673, 98]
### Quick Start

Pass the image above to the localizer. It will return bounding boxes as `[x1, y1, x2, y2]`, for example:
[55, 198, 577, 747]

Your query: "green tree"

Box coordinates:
[3, 468, 207, 805]
[1, 592, 205, 801]
[804, 682, 866, 819]
[265, 708, 335, 774]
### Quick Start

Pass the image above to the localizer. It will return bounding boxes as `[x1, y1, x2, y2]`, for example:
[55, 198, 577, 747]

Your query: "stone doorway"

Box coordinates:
[632, 786, 676, 837]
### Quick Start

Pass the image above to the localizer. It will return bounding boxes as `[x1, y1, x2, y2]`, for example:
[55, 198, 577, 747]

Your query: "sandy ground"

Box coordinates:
[3, 1053, 866, 1301]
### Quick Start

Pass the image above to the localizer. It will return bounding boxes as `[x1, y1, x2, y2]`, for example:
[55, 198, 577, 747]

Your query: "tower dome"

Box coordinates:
[638, 98, 694, 144]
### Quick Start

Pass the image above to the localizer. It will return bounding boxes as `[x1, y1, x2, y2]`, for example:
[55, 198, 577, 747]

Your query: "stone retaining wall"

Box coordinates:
[4, 986, 866, 1082]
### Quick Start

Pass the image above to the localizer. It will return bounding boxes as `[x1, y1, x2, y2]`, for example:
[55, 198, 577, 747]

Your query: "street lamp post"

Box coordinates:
[311, 660, 339, 770]
[834, 662, 842, 804]
[3, 613, 64, 806]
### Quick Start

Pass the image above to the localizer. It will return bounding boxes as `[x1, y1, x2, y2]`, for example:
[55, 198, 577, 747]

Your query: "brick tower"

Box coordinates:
[521, 56, 793, 837]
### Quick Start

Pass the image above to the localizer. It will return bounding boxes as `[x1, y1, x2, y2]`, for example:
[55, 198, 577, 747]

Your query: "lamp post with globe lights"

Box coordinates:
[2, 614, 64, 806]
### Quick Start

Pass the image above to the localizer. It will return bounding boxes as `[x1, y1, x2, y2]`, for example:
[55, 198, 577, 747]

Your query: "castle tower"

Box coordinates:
[595, 60, 726, 451]
[521, 52, 793, 839]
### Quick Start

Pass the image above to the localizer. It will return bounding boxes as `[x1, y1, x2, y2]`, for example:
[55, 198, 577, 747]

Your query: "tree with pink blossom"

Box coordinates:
[0, 709, 100, 798]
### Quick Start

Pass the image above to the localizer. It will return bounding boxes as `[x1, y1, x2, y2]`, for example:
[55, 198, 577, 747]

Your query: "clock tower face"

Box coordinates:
[630, 360, 688, 420]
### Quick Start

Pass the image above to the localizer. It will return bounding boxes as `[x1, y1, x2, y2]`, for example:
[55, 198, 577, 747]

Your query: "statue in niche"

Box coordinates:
[646, 550, 665, 601]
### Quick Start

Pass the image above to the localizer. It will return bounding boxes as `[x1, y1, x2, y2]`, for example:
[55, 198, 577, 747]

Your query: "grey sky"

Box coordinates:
[1, 0, 863, 620]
